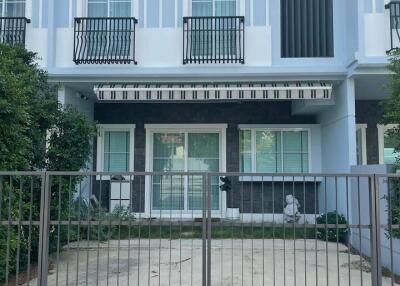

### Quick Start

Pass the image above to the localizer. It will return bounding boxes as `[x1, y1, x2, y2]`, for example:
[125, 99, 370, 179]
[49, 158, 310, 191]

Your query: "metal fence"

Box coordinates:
[0, 171, 399, 286]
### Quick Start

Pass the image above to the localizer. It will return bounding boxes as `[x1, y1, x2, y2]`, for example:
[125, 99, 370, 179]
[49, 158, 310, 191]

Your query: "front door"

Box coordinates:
[148, 127, 224, 214]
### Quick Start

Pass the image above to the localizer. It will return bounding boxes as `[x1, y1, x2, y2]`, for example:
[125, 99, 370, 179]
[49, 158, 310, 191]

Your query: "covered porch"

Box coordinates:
[57, 79, 357, 217]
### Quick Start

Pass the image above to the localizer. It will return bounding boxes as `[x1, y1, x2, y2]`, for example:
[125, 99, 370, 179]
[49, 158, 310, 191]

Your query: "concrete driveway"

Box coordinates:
[30, 239, 398, 286]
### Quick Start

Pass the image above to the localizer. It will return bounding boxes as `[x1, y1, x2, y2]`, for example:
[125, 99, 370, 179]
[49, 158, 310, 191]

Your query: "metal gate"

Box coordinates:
[0, 171, 399, 286]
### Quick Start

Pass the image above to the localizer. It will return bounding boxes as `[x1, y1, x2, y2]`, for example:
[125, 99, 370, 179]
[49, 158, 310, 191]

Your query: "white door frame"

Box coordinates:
[144, 124, 227, 218]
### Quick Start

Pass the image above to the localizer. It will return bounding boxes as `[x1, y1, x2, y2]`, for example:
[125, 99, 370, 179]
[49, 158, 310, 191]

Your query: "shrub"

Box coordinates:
[0, 44, 95, 283]
[316, 212, 349, 243]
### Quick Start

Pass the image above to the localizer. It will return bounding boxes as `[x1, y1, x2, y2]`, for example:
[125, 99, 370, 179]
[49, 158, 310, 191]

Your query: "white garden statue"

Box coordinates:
[284, 195, 301, 223]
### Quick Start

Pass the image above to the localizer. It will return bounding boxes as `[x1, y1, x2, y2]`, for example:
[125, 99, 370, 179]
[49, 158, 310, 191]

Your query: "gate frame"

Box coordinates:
[24, 171, 391, 286]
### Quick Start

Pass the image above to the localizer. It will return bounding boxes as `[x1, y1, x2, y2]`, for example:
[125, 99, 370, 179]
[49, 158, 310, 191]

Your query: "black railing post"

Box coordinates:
[182, 16, 245, 64]
[73, 17, 138, 65]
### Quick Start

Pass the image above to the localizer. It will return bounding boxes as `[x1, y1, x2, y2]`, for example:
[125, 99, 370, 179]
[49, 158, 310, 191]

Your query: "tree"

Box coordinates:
[0, 43, 96, 281]
[0, 43, 96, 172]
[382, 49, 400, 239]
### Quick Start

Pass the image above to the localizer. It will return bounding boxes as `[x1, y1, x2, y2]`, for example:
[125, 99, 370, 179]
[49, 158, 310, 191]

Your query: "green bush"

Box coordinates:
[382, 48, 400, 239]
[384, 175, 400, 239]
[316, 212, 349, 243]
[0, 43, 95, 283]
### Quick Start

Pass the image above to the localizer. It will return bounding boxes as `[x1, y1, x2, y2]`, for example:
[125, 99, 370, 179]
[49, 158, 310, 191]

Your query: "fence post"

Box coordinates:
[206, 173, 212, 286]
[369, 174, 382, 286]
[37, 172, 50, 286]
[202, 173, 207, 286]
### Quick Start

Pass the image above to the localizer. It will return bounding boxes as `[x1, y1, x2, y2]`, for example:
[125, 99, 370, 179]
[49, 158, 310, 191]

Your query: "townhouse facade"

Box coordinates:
[0, 0, 397, 217]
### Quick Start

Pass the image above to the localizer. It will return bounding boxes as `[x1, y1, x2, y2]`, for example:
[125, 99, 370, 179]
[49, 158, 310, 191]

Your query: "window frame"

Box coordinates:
[356, 124, 367, 165]
[190, 0, 238, 17]
[378, 124, 399, 165]
[86, 0, 135, 17]
[0, 0, 26, 17]
[239, 126, 312, 174]
[144, 124, 227, 216]
[96, 124, 135, 179]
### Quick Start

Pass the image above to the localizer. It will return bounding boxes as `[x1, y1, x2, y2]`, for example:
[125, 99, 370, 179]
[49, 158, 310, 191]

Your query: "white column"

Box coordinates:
[319, 78, 356, 215]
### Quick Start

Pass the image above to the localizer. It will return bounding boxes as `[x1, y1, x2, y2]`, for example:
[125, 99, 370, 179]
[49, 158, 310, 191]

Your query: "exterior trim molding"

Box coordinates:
[377, 124, 398, 164]
[144, 123, 227, 217]
[96, 124, 136, 179]
[356, 124, 368, 165]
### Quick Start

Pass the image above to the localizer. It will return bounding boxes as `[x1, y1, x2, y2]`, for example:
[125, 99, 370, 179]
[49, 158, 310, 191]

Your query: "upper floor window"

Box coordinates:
[240, 128, 310, 173]
[88, 0, 131, 17]
[192, 0, 236, 16]
[0, 0, 25, 17]
[281, 0, 334, 58]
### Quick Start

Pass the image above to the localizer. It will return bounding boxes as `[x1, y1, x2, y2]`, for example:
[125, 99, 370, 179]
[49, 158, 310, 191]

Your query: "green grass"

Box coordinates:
[105, 226, 317, 240]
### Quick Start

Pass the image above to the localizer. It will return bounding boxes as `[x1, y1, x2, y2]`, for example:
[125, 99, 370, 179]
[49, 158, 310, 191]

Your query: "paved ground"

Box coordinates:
[29, 239, 398, 286]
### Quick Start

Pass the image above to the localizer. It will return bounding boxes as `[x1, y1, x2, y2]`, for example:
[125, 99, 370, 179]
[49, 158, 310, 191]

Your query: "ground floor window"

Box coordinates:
[240, 127, 310, 173]
[146, 124, 226, 212]
[378, 124, 400, 164]
[96, 124, 135, 173]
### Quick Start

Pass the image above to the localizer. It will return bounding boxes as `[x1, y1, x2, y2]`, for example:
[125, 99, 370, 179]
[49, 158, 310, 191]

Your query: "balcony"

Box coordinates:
[73, 17, 138, 65]
[386, 1, 400, 52]
[183, 16, 245, 64]
[0, 17, 30, 46]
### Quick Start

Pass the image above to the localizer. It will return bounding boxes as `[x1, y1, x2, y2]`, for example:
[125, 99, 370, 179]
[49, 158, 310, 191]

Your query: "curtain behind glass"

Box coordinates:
[256, 131, 281, 173]
[110, 0, 131, 17]
[87, 0, 132, 57]
[103, 131, 130, 172]
[192, 0, 235, 16]
[282, 131, 308, 173]
[152, 133, 185, 210]
[240, 130, 252, 172]
[88, 0, 108, 17]
[88, 0, 131, 17]
[192, 0, 212, 16]
[4, 0, 25, 17]
[215, 0, 235, 16]
[188, 133, 219, 210]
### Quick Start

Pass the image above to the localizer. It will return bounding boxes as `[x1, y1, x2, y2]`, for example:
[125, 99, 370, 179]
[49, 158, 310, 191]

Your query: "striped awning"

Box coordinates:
[94, 82, 332, 101]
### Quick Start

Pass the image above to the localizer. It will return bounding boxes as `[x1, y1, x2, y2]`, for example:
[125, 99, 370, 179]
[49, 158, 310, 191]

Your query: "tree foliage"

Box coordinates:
[0, 43, 96, 172]
[382, 49, 400, 239]
[0, 43, 96, 281]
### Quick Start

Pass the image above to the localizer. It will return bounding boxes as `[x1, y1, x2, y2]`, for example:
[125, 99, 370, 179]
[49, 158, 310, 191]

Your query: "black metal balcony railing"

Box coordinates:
[73, 17, 138, 65]
[386, 1, 400, 52]
[183, 16, 245, 64]
[0, 17, 30, 46]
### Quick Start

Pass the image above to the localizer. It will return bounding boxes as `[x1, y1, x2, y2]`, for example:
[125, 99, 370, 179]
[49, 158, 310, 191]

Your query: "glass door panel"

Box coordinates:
[188, 133, 219, 210]
[152, 133, 185, 210]
[151, 131, 221, 212]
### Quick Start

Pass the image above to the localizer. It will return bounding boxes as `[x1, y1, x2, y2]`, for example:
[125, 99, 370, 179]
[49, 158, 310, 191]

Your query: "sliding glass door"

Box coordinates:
[151, 132, 220, 212]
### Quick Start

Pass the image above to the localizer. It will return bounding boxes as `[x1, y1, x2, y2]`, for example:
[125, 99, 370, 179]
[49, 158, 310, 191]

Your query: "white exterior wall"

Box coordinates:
[19, 0, 396, 72]
[57, 86, 95, 200]
[57, 86, 94, 120]
[318, 79, 357, 214]
[350, 164, 400, 276]
[55, 26, 271, 68]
